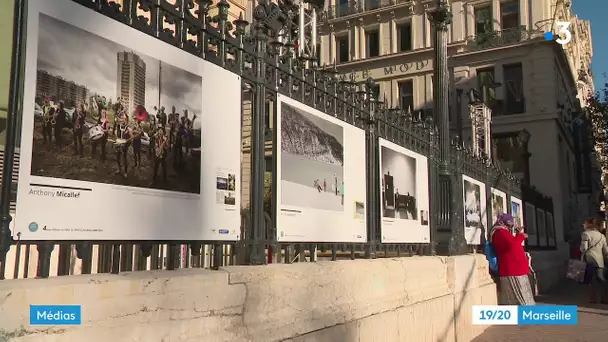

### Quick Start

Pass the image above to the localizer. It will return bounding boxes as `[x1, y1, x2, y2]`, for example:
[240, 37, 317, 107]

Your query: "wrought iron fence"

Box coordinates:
[0, 0, 556, 281]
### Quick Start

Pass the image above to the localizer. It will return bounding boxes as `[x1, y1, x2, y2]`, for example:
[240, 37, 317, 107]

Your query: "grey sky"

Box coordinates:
[37, 13, 202, 126]
[284, 103, 343, 145]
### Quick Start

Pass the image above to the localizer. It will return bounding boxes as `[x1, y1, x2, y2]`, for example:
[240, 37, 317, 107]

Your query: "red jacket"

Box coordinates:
[492, 228, 530, 277]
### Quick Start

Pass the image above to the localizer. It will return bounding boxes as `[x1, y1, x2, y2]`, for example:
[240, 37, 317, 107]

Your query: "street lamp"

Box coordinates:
[517, 129, 532, 185]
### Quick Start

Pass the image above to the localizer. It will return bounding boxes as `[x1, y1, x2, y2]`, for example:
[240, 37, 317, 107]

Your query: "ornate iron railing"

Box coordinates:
[321, 0, 412, 22]
[464, 26, 544, 52]
[0, 0, 557, 280]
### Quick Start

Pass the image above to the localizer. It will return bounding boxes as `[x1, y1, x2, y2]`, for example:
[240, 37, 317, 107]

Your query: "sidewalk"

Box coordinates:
[473, 280, 608, 342]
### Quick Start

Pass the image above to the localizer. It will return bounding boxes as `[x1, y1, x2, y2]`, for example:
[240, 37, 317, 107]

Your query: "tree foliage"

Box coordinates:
[585, 76, 608, 187]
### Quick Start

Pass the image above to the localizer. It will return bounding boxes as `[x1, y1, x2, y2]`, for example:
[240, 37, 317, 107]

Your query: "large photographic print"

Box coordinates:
[464, 179, 482, 227]
[524, 203, 538, 246]
[31, 13, 202, 193]
[510, 196, 523, 228]
[462, 175, 486, 244]
[381, 146, 417, 220]
[276, 95, 367, 243]
[536, 208, 547, 247]
[13, 0, 223, 241]
[378, 139, 430, 243]
[280, 102, 344, 211]
[490, 188, 507, 222]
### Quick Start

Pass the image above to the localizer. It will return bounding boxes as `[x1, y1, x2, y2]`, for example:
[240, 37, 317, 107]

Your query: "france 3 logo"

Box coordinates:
[545, 22, 572, 46]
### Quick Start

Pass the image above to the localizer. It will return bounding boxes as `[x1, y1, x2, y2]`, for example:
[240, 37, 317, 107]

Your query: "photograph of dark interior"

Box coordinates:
[380, 146, 417, 220]
[464, 179, 482, 227]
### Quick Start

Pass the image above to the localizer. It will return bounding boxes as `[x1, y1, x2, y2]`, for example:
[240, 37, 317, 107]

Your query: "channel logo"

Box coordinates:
[544, 21, 572, 46]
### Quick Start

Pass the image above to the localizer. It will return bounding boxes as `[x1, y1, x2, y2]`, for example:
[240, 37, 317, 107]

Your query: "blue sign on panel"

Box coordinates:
[30, 305, 82, 325]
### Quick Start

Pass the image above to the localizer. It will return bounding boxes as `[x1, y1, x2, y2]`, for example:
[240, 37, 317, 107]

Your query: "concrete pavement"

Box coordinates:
[473, 280, 608, 342]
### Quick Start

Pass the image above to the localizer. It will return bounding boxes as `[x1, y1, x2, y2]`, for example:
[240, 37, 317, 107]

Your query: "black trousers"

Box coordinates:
[53, 125, 63, 148]
[116, 144, 129, 174]
[133, 139, 141, 165]
[42, 123, 53, 144]
[73, 130, 83, 156]
[173, 142, 183, 167]
[154, 156, 167, 182]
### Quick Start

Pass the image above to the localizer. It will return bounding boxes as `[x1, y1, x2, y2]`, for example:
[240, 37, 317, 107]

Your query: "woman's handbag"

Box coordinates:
[567, 239, 602, 283]
[565, 259, 587, 283]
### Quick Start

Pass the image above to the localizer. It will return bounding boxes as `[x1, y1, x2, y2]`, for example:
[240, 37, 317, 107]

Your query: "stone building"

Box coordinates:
[316, 0, 596, 248]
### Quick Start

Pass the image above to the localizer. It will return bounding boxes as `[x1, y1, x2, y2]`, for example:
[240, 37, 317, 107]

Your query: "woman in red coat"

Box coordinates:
[490, 213, 536, 305]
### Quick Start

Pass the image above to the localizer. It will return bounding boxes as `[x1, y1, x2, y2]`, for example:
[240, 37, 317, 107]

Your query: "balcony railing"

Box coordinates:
[321, 0, 411, 22]
[464, 26, 543, 52]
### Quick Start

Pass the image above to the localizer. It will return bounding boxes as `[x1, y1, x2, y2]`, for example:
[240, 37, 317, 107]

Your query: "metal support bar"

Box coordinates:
[0, 0, 26, 265]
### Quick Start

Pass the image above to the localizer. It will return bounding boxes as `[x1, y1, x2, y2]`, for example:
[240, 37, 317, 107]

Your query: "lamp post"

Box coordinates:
[428, 1, 467, 255]
[517, 129, 531, 186]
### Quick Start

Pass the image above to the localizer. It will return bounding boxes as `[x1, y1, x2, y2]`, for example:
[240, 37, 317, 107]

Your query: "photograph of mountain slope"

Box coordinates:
[280, 102, 344, 211]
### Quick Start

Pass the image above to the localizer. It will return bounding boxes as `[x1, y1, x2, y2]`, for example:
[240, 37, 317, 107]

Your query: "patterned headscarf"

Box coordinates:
[490, 213, 514, 240]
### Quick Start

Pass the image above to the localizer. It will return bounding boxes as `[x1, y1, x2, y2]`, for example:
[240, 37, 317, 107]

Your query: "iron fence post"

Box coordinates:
[427, 121, 438, 255]
[428, 1, 466, 255]
[363, 78, 378, 259]
[247, 6, 270, 265]
[0, 0, 26, 268]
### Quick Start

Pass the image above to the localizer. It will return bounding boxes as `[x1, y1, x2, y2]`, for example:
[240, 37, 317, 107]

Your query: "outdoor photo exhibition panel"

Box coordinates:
[546, 212, 556, 247]
[13, 0, 241, 241]
[276, 94, 367, 243]
[378, 138, 430, 243]
[510, 196, 524, 245]
[536, 208, 548, 247]
[462, 175, 487, 245]
[490, 188, 507, 224]
[524, 203, 538, 247]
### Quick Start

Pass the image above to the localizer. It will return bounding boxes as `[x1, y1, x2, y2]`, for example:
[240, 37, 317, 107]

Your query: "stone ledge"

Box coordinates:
[0, 254, 495, 342]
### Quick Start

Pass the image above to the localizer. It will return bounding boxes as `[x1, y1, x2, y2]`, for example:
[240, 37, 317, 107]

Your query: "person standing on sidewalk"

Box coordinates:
[490, 213, 536, 305]
[580, 218, 608, 303]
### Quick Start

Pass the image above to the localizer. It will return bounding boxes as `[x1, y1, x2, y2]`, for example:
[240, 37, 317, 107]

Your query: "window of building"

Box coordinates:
[366, 30, 380, 58]
[315, 43, 321, 66]
[398, 80, 414, 112]
[491, 134, 527, 181]
[336, 36, 349, 63]
[503, 63, 525, 114]
[337, 0, 349, 17]
[500, 1, 520, 30]
[476, 67, 496, 102]
[475, 6, 492, 35]
[366, 0, 380, 10]
[397, 23, 412, 52]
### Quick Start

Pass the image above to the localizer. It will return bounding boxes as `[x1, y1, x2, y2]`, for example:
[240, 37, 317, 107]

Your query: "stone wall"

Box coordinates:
[0, 255, 496, 342]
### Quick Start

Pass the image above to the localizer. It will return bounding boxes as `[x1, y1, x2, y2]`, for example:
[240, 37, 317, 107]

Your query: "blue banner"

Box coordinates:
[30, 305, 82, 325]
[518, 305, 578, 325]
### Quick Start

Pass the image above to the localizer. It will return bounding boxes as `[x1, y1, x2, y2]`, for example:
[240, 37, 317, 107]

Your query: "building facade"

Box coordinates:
[35, 70, 89, 108]
[317, 0, 596, 245]
[116, 51, 146, 116]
